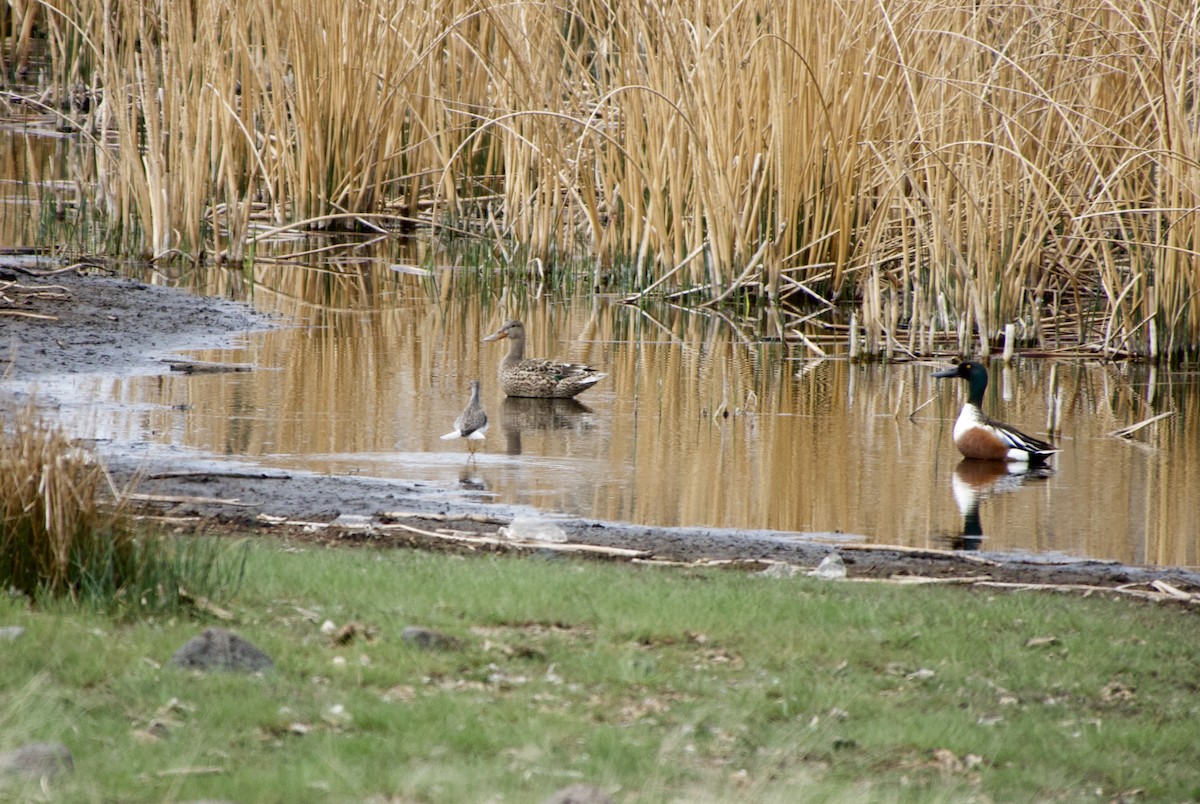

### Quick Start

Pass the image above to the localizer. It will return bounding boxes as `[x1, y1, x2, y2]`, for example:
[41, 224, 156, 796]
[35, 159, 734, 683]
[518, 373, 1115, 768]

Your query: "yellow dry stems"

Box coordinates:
[30, 0, 1200, 361]
[0, 404, 124, 596]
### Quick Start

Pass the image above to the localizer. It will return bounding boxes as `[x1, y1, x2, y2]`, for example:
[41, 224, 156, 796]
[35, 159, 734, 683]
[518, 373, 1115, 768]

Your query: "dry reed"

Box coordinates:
[0, 403, 128, 596]
[0, 403, 242, 607]
[24, 0, 1200, 361]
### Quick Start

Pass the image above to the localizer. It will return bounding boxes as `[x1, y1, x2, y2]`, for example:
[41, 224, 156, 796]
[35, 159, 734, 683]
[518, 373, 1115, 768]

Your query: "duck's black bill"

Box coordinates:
[932, 367, 960, 378]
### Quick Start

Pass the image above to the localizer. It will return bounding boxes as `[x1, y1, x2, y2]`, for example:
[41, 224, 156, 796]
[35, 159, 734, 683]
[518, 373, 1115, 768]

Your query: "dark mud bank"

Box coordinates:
[112, 454, 1200, 592]
[2, 265, 266, 380]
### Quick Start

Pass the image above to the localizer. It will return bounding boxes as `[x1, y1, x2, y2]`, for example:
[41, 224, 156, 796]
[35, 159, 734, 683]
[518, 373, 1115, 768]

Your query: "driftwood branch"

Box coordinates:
[380, 510, 512, 526]
[149, 471, 290, 481]
[123, 492, 256, 507]
[834, 574, 1199, 605]
[0, 309, 58, 320]
[256, 515, 650, 559]
[163, 359, 254, 374]
[1108, 411, 1175, 439]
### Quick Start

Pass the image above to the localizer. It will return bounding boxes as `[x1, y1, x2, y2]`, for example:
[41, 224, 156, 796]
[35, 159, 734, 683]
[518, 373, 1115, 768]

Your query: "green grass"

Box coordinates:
[2, 539, 1198, 802]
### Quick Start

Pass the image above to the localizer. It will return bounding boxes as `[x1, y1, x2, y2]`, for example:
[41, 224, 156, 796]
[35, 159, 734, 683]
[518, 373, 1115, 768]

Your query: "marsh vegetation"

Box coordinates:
[4, 7, 1200, 795]
[0, 404, 245, 609]
[5, 0, 1200, 362]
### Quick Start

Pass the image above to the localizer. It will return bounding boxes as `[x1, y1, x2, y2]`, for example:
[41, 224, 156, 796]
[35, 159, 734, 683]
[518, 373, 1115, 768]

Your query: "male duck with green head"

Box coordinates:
[934, 360, 1058, 463]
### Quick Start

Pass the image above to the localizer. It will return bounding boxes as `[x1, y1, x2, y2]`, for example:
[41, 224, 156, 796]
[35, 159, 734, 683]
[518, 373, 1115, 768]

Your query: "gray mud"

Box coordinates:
[5, 266, 1199, 595]
[2, 265, 266, 380]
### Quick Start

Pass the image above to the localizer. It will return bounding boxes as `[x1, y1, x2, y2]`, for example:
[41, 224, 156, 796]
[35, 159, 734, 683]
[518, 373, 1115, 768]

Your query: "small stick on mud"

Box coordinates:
[149, 471, 291, 480]
[163, 360, 253, 374]
[380, 510, 511, 526]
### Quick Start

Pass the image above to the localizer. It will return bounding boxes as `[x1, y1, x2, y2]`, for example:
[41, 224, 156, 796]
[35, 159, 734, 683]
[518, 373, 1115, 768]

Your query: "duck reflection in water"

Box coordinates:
[500, 397, 595, 455]
[948, 459, 1052, 550]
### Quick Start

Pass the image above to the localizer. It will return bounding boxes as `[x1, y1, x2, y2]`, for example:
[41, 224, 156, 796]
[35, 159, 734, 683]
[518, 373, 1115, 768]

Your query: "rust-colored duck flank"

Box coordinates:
[482, 320, 606, 399]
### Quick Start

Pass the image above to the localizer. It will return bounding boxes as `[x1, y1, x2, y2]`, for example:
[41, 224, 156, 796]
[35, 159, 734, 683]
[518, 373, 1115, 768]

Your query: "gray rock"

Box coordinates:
[168, 628, 274, 672]
[808, 551, 847, 579]
[400, 626, 462, 651]
[0, 742, 73, 780]
[541, 784, 614, 804]
[0, 626, 25, 641]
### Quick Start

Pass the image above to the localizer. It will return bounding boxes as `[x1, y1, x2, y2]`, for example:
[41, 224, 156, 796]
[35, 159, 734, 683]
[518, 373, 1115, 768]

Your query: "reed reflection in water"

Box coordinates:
[31, 263, 1200, 569]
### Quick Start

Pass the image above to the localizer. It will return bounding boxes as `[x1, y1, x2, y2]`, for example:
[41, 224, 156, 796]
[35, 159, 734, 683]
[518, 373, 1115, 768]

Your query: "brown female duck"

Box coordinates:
[482, 320, 606, 398]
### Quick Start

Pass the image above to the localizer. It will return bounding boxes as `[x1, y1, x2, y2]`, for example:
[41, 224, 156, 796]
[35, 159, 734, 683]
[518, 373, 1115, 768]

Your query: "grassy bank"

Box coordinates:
[11, 0, 1200, 361]
[2, 538, 1197, 802]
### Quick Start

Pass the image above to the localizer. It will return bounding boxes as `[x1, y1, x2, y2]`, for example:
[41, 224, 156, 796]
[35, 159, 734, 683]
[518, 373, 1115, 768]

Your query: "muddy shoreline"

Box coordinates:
[4, 265, 1199, 597]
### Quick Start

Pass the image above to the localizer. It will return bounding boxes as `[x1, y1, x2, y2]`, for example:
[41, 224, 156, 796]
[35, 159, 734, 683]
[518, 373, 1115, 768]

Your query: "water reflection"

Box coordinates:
[457, 463, 488, 493]
[0, 127, 83, 249]
[947, 460, 1053, 551]
[499, 398, 595, 455]
[10, 256, 1200, 568]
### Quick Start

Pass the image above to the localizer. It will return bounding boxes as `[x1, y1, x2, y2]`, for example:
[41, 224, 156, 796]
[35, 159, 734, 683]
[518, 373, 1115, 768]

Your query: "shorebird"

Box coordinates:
[441, 379, 488, 457]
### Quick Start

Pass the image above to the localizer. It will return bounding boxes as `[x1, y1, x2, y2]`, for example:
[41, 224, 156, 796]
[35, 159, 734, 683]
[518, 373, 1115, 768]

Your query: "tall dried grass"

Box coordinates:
[30, 0, 1200, 361]
[0, 406, 120, 596]
[0, 404, 243, 608]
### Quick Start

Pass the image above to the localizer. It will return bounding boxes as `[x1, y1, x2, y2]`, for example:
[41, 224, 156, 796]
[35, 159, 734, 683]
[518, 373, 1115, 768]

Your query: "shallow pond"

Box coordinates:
[19, 260, 1200, 568]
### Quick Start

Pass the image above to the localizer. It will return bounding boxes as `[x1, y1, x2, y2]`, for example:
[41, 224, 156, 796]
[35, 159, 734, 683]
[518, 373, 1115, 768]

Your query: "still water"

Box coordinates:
[23, 262, 1200, 569]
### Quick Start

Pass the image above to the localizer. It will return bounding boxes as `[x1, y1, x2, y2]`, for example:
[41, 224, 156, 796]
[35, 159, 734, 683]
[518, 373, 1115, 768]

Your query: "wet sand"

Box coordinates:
[4, 265, 1198, 596]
